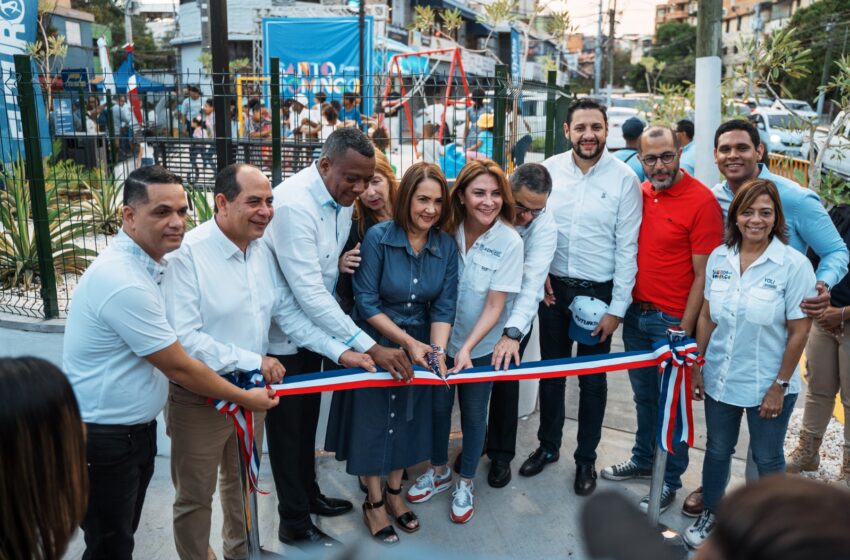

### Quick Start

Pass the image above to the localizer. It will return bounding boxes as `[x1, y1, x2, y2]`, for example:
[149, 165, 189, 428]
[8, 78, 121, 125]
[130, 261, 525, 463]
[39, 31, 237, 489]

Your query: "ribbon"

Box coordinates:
[212, 338, 701, 493]
[656, 339, 704, 454]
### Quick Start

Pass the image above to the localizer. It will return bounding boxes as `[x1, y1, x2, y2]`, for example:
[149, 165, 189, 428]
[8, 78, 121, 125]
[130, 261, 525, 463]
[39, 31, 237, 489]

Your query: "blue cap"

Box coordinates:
[568, 296, 609, 346]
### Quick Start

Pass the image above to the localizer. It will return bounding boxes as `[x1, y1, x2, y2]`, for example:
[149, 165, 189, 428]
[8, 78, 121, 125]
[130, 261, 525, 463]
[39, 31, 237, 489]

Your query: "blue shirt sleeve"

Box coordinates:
[795, 191, 849, 288]
[352, 225, 385, 320]
[428, 234, 459, 324]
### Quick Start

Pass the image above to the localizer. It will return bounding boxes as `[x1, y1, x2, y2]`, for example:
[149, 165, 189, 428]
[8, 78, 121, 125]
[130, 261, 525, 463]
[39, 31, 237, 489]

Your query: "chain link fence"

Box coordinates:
[0, 57, 570, 319]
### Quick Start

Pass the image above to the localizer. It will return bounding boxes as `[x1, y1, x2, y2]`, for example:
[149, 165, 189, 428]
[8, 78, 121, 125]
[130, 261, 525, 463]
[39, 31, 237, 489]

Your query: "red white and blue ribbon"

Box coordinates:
[213, 339, 701, 493]
[656, 338, 703, 454]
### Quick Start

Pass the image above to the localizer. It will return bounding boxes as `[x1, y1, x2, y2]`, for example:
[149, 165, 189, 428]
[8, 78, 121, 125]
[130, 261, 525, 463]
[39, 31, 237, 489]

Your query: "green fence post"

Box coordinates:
[554, 87, 572, 156]
[492, 65, 508, 168]
[544, 70, 557, 159]
[78, 91, 87, 133]
[166, 91, 173, 137]
[270, 57, 282, 185]
[104, 91, 115, 166]
[14, 55, 59, 319]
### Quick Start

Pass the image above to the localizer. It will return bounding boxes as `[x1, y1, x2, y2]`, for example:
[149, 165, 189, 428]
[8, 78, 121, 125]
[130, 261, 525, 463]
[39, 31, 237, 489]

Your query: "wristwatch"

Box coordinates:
[774, 378, 790, 389]
[503, 327, 523, 341]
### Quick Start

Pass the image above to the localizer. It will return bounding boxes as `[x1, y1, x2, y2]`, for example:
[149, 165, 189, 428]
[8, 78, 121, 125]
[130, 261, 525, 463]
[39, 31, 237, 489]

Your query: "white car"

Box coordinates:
[606, 107, 642, 150]
[772, 99, 819, 122]
[802, 112, 850, 180]
[749, 108, 806, 156]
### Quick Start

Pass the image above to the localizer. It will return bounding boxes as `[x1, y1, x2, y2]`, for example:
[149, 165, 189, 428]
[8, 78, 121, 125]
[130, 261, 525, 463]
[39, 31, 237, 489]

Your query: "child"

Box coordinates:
[188, 115, 213, 183]
[419, 122, 445, 164]
[466, 113, 494, 161]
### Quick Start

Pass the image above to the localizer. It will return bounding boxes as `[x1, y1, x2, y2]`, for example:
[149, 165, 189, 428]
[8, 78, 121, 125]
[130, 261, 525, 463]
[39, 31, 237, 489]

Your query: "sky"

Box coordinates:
[548, 0, 665, 37]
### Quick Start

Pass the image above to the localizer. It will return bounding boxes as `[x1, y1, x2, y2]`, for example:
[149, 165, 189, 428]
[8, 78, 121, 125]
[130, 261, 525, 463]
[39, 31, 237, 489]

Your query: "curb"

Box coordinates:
[0, 312, 65, 333]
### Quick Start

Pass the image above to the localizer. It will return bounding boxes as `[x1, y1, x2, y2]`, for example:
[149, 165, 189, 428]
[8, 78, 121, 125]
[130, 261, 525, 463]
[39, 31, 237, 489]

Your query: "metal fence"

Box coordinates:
[0, 58, 571, 319]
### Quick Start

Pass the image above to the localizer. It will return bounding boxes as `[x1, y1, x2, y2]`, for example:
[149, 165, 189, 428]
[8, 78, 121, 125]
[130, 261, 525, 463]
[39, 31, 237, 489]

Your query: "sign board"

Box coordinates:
[0, 0, 38, 162]
[262, 17, 374, 113]
[61, 68, 90, 91]
[511, 27, 521, 85]
[386, 24, 408, 45]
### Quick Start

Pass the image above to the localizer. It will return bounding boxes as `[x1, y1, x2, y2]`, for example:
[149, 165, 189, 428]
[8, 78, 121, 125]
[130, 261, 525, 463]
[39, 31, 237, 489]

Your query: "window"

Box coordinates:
[725, 19, 730, 33]
[65, 21, 81, 46]
[736, 16, 742, 31]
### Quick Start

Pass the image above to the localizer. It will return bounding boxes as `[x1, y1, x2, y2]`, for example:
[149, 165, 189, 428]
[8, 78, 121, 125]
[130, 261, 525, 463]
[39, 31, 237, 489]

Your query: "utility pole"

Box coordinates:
[606, 0, 617, 106]
[816, 20, 836, 122]
[594, 0, 603, 95]
[693, 0, 722, 187]
[124, 0, 133, 44]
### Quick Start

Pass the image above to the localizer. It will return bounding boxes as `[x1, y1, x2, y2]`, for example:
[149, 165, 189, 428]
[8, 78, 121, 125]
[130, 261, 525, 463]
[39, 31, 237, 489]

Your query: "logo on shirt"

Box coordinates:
[712, 268, 732, 281]
[762, 278, 777, 290]
[479, 246, 503, 258]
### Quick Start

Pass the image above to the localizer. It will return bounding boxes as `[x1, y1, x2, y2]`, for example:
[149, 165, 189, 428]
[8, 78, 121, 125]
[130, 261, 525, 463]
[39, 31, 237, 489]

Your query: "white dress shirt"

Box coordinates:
[63, 231, 176, 425]
[541, 149, 642, 317]
[703, 237, 816, 408]
[265, 162, 377, 355]
[163, 219, 349, 374]
[448, 219, 524, 359]
[504, 209, 558, 336]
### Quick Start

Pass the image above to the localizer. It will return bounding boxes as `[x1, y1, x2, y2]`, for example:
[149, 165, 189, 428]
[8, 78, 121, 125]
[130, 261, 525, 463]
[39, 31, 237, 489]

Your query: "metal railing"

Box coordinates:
[768, 153, 811, 188]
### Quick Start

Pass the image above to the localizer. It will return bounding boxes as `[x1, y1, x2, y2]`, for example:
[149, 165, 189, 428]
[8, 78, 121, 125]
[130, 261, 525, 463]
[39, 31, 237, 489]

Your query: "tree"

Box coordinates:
[409, 5, 436, 35]
[439, 8, 464, 41]
[70, 0, 164, 69]
[638, 56, 665, 94]
[651, 21, 696, 85]
[28, 0, 67, 124]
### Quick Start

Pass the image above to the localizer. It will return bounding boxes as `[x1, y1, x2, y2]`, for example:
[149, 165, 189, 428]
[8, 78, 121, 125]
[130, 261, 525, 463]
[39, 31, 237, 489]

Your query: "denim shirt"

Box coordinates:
[353, 221, 458, 331]
[712, 164, 849, 289]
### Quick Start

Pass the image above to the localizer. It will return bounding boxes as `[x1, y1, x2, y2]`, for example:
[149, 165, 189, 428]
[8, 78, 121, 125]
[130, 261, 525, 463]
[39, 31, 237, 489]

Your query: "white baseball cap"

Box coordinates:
[568, 296, 609, 346]
[294, 93, 309, 106]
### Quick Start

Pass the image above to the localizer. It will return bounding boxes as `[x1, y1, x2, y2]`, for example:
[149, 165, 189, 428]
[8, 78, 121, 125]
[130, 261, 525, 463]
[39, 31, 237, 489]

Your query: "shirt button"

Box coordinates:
[390, 412, 395, 418]
[391, 394, 396, 400]
[388, 429, 394, 434]
[411, 294, 417, 300]
[407, 303, 412, 307]
[653, 198, 658, 203]
[413, 278, 419, 284]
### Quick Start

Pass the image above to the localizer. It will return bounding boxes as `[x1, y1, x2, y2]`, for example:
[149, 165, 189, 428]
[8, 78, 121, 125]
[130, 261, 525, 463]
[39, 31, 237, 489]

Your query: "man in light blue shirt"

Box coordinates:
[613, 117, 646, 181]
[677, 119, 695, 174]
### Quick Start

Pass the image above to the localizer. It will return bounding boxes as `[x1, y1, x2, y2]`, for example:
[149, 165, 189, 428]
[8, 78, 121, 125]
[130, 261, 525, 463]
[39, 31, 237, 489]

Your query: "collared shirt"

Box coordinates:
[613, 148, 646, 181]
[703, 237, 816, 407]
[265, 162, 377, 355]
[679, 142, 695, 175]
[448, 219, 524, 359]
[504, 209, 558, 335]
[63, 231, 176, 425]
[542, 149, 643, 317]
[163, 219, 348, 374]
[354, 220, 458, 328]
[712, 164, 849, 288]
[632, 171, 724, 317]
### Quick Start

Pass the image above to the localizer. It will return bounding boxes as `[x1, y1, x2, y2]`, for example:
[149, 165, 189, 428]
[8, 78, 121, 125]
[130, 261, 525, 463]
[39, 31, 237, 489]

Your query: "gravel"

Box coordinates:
[784, 408, 847, 483]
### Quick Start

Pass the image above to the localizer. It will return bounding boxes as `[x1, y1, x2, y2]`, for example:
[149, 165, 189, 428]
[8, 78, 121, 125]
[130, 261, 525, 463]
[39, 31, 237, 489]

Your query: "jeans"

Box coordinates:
[82, 420, 157, 560]
[486, 330, 532, 463]
[433, 355, 494, 479]
[537, 277, 613, 465]
[702, 393, 797, 512]
[622, 304, 689, 490]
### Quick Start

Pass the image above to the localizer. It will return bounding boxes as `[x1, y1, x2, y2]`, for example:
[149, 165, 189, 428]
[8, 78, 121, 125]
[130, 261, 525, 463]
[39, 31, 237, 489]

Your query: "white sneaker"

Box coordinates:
[450, 480, 475, 523]
[406, 467, 452, 504]
[683, 510, 716, 549]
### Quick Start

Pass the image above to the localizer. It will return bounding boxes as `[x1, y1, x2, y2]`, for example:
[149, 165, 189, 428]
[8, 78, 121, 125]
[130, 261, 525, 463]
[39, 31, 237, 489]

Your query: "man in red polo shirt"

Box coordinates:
[601, 125, 723, 513]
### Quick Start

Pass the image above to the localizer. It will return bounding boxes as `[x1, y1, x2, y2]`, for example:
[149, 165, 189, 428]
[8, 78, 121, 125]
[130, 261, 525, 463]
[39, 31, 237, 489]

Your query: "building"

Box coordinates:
[133, 0, 178, 47]
[47, 0, 95, 72]
[655, 0, 698, 27]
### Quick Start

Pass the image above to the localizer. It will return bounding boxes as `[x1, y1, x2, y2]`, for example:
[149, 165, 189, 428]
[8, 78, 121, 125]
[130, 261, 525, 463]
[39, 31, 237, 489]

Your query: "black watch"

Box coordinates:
[503, 327, 523, 341]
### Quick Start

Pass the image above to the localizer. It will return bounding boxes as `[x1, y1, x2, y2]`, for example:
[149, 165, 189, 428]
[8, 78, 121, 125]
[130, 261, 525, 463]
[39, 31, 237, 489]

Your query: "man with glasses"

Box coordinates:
[601, 125, 723, 513]
[483, 163, 558, 488]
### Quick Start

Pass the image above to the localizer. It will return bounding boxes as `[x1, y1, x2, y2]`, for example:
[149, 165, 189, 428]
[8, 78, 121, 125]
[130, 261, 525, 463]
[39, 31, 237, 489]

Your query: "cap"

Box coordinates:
[568, 296, 609, 346]
[294, 93, 309, 106]
[477, 112, 494, 129]
[621, 117, 645, 140]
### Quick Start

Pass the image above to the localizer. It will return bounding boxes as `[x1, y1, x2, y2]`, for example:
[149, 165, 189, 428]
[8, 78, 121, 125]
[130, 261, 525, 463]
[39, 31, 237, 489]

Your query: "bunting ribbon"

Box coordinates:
[212, 339, 701, 493]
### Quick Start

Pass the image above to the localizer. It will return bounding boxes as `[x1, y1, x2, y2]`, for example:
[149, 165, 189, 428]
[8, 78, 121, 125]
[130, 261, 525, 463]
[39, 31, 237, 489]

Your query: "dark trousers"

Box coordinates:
[81, 420, 158, 560]
[486, 330, 532, 463]
[537, 277, 613, 466]
[266, 350, 323, 531]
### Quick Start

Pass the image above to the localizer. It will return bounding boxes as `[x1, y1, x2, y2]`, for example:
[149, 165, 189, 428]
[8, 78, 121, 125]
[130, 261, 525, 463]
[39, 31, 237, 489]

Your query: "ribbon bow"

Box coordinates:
[655, 337, 704, 454]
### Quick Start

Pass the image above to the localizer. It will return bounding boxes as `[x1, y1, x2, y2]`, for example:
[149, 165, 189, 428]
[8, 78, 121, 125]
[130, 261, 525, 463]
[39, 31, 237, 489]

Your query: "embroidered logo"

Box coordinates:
[479, 246, 503, 258]
[712, 268, 732, 281]
[762, 278, 777, 290]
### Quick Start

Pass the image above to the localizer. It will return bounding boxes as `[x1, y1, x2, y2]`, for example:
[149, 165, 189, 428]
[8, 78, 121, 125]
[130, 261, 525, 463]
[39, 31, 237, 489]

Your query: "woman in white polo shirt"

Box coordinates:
[684, 179, 816, 549]
[406, 160, 523, 523]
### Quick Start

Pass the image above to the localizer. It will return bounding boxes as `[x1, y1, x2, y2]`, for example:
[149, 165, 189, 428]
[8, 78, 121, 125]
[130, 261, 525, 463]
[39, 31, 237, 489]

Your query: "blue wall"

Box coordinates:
[51, 15, 95, 72]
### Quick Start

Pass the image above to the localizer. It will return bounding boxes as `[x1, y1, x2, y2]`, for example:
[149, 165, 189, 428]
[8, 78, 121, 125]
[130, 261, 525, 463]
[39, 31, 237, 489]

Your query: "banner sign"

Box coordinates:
[61, 68, 90, 91]
[511, 26, 521, 86]
[0, 0, 38, 162]
[262, 17, 374, 113]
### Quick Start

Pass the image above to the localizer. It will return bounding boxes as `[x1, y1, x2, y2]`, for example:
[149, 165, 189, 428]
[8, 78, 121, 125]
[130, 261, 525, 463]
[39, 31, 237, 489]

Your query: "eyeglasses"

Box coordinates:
[640, 152, 677, 166]
[516, 204, 546, 218]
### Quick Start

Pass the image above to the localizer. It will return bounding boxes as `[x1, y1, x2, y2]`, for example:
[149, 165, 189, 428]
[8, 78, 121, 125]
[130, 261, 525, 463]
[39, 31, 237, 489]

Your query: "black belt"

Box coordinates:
[85, 420, 156, 434]
[550, 275, 613, 289]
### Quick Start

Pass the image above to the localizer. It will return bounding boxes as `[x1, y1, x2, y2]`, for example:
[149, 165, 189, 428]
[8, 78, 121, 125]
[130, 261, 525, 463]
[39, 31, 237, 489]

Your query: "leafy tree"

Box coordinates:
[652, 21, 696, 85]
[439, 8, 464, 40]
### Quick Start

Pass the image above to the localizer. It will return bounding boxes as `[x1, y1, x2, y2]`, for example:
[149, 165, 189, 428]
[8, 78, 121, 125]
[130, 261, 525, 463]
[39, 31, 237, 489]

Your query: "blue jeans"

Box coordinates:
[432, 355, 494, 479]
[702, 392, 797, 512]
[622, 304, 689, 490]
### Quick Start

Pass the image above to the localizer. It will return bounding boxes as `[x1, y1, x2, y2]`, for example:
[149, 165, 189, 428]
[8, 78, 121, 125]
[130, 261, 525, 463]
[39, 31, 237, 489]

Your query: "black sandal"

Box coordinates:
[358, 476, 367, 494]
[385, 485, 420, 533]
[362, 497, 399, 545]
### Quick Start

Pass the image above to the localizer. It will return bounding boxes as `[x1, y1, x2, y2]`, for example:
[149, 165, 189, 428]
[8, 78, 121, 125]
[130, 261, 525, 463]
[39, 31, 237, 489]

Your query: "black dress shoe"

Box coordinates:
[309, 493, 354, 517]
[488, 460, 512, 488]
[519, 448, 559, 477]
[574, 464, 597, 496]
[278, 524, 341, 548]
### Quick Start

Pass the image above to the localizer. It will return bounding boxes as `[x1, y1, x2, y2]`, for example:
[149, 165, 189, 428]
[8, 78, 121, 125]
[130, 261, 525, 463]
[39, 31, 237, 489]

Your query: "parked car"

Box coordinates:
[801, 112, 850, 180]
[749, 108, 806, 156]
[607, 107, 643, 150]
[772, 98, 819, 122]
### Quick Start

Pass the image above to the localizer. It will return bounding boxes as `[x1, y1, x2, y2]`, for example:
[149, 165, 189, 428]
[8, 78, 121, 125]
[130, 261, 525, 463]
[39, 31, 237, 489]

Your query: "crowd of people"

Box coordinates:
[6, 96, 850, 560]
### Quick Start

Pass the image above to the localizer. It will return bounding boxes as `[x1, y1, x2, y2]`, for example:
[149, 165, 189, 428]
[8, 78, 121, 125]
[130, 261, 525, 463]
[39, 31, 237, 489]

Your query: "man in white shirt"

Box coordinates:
[265, 127, 412, 547]
[521, 98, 642, 496]
[162, 164, 375, 560]
[63, 165, 279, 560]
[485, 163, 558, 489]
